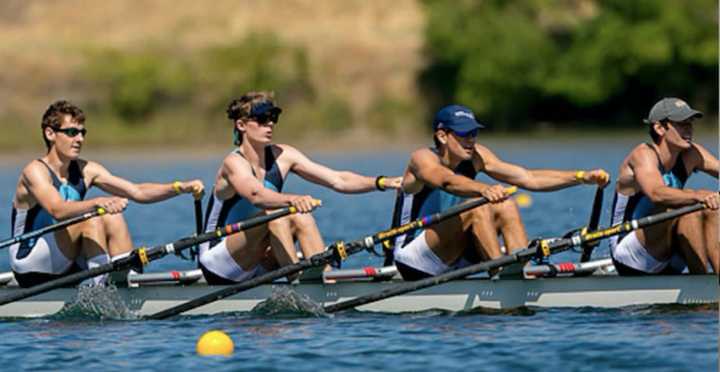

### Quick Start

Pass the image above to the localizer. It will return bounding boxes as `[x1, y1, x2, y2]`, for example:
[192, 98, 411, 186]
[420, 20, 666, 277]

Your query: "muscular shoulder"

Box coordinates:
[471, 143, 500, 171]
[472, 142, 495, 158]
[78, 159, 107, 183]
[409, 147, 439, 166]
[76, 158, 94, 174]
[274, 144, 312, 171]
[222, 151, 252, 175]
[619, 144, 661, 188]
[472, 143, 494, 156]
[20, 160, 50, 185]
[273, 143, 301, 160]
[626, 143, 657, 167]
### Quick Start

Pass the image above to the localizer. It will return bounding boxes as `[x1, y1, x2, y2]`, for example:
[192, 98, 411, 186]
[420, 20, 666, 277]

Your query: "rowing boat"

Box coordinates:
[0, 269, 715, 318]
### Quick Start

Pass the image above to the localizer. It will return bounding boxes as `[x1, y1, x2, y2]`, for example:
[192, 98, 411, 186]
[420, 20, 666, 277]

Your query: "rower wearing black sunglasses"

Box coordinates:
[198, 91, 402, 285]
[387, 104, 610, 281]
[9, 100, 204, 288]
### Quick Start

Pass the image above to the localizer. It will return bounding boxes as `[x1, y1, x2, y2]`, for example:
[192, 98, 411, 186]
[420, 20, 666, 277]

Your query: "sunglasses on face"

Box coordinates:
[251, 111, 280, 125]
[449, 128, 479, 138]
[52, 127, 87, 138]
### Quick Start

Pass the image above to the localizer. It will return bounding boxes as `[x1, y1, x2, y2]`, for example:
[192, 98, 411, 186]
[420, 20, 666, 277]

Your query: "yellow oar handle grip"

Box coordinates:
[96, 207, 107, 216]
[505, 186, 518, 196]
[288, 200, 322, 214]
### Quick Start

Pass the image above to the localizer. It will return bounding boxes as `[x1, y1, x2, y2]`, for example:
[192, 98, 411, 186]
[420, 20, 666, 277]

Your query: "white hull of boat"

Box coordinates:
[0, 274, 716, 318]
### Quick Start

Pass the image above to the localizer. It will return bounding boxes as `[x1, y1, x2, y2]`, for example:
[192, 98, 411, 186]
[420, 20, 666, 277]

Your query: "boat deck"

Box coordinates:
[0, 273, 716, 318]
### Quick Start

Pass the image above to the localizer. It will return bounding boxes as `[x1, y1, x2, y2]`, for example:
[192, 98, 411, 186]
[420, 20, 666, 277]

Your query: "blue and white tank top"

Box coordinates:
[610, 144, 689, 246]
[11, 160, 87, 259]
[390, 149, 477, 249]
[203, 146, 284, 249]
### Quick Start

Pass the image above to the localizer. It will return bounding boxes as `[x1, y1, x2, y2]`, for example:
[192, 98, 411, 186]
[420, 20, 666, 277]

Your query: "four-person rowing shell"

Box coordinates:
[0, 95, 717, 316]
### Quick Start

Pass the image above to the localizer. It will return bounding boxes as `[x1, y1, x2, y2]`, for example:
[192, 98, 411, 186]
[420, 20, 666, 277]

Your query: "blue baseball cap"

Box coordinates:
[432, 105, 485, 133]
[250, 101, 282, 118]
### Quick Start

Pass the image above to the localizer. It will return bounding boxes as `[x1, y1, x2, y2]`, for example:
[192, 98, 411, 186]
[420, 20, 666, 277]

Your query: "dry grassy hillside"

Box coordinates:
[0, 0, 425, 149]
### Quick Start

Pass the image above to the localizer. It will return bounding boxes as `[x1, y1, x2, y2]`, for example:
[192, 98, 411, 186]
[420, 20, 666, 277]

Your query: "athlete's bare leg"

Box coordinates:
[225, 223, 272, 270]
[58, 218, 108, 260]
[287, 213, 325, 258]
[676, 209, 719, 273]
[466, 205, 504, 260]
[636, 220, 674, 262]
[489, 199, 528, 253]
[425, 202, 503, 263]
[99, 213, 133, 257]
[267, 215, 299, 268]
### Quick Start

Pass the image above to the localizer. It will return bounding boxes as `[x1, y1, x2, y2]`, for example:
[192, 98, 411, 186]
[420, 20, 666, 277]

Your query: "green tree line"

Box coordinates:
[420, 0, 718, 130]
[65, 0, 718, 146]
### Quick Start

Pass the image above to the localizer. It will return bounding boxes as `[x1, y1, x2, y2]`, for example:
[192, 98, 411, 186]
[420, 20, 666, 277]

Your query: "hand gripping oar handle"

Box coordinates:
[0, 205, 310, 307]
[146, 187, 517, 319]
[324, 202, 706, 313]
[0, 208, 107, 249]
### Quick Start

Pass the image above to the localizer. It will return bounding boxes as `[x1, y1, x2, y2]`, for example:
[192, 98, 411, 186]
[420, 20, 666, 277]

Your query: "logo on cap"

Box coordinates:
[454, 111, 475, 120]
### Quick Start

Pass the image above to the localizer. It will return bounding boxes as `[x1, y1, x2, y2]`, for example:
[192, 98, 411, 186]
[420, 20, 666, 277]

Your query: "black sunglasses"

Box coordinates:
[251, 111, 280, 125]
[443, 128, 478, 139]
[52, 127, 87, 138]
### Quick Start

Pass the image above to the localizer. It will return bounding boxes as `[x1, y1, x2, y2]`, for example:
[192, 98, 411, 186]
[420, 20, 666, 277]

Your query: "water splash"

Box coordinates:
[251, 286, 328, 318]
[52, 284, 139, 321]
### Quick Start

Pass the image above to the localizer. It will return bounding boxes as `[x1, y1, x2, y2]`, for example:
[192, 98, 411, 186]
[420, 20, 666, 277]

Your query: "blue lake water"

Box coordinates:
[0, 136, 716, 371]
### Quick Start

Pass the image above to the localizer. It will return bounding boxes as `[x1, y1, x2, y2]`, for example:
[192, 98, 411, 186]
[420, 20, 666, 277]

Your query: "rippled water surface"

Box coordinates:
[0, 138, 716, 371]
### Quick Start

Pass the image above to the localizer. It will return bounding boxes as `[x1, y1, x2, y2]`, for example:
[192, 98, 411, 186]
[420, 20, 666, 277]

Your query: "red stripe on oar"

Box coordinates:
[556, 263, 576, 272]
[363, 267, 377, 277]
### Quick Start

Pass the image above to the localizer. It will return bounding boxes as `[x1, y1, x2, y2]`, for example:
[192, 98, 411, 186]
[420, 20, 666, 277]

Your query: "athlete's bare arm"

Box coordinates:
[282, 144, 402, 193]
[221, 152, 316, 212]
[407, 148, 506, 201]
[630, 146, 705, 207]
[85, 161, 203, 203]
[17, 161, 125, 219]
[475, 144, 608, 191]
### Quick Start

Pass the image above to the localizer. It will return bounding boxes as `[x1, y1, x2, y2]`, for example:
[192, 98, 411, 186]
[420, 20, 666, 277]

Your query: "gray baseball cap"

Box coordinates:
[643, 97, 703, 124]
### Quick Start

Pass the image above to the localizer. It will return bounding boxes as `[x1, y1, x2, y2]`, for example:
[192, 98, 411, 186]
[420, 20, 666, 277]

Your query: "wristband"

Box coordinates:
[172, 181, 183, 195]
[375, 176, 387, 191]
[574, 171, 586, 184]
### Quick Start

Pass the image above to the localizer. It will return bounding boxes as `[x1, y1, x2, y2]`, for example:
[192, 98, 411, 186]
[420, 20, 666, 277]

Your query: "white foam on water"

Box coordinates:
[53, 284, 140, 320]
[250, 286, 328, 318]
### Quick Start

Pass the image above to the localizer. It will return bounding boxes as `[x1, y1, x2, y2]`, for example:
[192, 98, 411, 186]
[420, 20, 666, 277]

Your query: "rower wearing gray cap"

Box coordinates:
[388, 104, 609, 281]
[610, 97, 719, 275]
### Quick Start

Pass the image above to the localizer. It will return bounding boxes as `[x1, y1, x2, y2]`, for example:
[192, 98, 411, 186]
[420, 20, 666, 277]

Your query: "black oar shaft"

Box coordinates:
[148, 190, 515, 319]
[0, 207, 299, 307]
[0, 208, 106, 249]
[192, 198, 204, 261]
[580, 186, 605, 262]
[325, 203, 705, 313]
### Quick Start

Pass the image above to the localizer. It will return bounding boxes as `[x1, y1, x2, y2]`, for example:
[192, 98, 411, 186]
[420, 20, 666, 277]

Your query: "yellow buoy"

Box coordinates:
[515, 193, 533, 208]
[196, 330, 234, 356]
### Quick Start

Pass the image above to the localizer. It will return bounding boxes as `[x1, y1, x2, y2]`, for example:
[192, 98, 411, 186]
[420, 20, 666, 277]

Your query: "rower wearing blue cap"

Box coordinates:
[388, 104, 610, 281]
